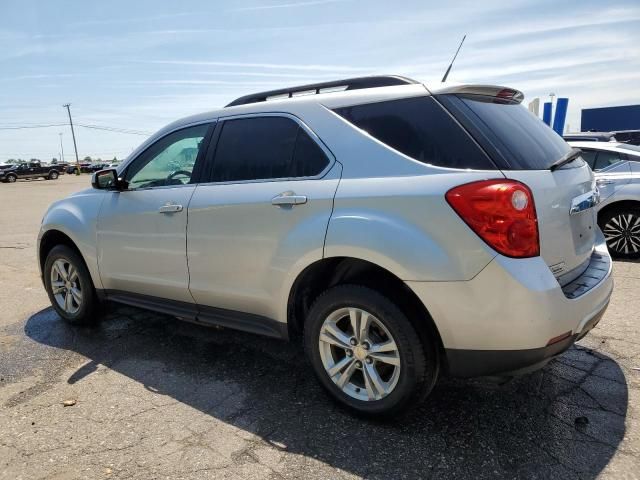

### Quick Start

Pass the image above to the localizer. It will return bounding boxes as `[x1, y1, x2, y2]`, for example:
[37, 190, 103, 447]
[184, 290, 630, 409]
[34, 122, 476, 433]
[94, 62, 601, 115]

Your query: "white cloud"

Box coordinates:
[231, 0, 349, 11]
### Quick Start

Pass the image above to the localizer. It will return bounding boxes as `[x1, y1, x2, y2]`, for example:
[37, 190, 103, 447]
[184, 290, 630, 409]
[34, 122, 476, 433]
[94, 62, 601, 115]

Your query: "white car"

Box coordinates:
[569, 141, 640, 258]
[38, 76, 613, 416]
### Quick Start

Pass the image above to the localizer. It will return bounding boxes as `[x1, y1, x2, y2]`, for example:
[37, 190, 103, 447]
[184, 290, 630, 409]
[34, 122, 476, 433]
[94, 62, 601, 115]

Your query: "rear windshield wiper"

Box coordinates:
[549, 148, 582, 171]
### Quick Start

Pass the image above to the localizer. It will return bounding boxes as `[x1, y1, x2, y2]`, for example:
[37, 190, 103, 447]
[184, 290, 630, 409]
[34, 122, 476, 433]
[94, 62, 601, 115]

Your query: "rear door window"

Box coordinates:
[594, 150, 624, 171]
[211, 116, 329, 182]
[438, 94, 575, 170]
[333, 96, 495, 170]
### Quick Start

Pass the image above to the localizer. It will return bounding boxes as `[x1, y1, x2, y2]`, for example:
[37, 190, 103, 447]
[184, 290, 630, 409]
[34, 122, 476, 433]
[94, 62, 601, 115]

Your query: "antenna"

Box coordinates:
[441, 35, 467, 83]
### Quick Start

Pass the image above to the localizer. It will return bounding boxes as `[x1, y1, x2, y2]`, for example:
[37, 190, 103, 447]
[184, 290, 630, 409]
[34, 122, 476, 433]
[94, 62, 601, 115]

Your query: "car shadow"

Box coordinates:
[25, 306, 628, 479]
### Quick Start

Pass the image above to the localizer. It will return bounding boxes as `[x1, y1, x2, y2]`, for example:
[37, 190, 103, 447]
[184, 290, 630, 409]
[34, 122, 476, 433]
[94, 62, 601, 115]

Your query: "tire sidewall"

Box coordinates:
[305, 285, 433, 416]
[44, 245, 96, 324]
[7, 174, 16, 183]
[49, 171, 58, 180]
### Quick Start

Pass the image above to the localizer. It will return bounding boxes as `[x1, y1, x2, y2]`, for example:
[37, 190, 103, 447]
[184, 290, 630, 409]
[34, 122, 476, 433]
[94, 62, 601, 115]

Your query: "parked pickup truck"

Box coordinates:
[0, 161, 61, 183]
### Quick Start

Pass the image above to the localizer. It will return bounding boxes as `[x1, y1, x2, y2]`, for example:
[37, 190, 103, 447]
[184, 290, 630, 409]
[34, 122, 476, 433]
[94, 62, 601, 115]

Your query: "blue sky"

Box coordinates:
[0, 0, 639, 162]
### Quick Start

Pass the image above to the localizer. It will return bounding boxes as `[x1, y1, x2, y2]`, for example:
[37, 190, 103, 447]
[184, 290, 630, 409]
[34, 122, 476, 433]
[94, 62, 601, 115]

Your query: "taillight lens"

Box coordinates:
[445, 179, 539, 258]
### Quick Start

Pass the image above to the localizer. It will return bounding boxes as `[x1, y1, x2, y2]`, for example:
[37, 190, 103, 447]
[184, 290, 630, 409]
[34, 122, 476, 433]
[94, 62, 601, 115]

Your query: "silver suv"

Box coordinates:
[38, 76, 613, 416]
[568, 141, 640, 259]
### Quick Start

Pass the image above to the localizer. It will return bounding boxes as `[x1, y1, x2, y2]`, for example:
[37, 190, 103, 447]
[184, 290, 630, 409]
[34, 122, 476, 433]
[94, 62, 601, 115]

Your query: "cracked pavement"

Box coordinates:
[1, 175, 639, 479]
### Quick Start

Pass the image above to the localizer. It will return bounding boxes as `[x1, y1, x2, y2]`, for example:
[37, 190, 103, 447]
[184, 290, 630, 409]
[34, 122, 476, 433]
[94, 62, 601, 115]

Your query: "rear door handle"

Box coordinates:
[272, 193, 307, 206]
[158, 203, 183, 213]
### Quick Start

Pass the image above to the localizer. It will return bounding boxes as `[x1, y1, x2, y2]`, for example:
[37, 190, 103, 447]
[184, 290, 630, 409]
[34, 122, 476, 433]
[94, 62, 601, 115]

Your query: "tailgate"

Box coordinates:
[435, 90, 599, 282]
[503, 164, 597, 282]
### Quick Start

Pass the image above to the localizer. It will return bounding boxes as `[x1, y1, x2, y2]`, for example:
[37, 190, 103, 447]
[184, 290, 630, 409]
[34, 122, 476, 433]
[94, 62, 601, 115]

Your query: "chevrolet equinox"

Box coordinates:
[38, 76, 614, 416]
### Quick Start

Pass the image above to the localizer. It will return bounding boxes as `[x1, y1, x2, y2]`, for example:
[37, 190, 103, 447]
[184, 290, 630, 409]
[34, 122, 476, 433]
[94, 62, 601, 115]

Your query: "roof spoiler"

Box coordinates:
[434, 84, 524, 104]
[226, 75, 420, 107]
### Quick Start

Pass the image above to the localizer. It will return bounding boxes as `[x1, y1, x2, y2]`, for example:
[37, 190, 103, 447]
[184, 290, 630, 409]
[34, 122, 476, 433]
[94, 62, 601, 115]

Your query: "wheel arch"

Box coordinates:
[38, 226, 103, 291]
[286, 256, 446, 365]
[598, 199, 640, 226]
[39, 229, 84, 274]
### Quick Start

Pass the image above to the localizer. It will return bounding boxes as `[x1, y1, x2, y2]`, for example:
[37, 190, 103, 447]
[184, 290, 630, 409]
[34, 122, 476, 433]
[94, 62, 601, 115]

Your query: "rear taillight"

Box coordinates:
[445, 179, 539, 258]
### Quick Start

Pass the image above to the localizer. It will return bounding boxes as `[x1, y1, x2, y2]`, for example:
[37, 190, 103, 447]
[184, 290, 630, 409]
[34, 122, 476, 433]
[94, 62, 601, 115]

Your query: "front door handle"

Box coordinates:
[158, 203, 183, 213]
[271, 192, 307, 206]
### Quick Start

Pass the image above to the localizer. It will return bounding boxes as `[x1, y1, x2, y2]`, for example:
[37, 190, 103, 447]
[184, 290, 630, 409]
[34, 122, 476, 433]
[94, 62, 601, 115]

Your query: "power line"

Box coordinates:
[0, 123, 67, 129]
[0, 123, 152, 136]
[76, 124, 152, 136]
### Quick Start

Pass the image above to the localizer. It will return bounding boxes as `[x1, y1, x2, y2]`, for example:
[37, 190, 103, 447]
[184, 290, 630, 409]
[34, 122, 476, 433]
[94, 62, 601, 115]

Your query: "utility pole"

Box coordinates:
[58, 132, 65, 163]
[63, 104, 80, 175]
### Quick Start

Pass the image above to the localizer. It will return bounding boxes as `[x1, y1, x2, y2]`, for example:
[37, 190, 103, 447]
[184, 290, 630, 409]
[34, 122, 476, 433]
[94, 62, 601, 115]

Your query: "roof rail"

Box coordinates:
[225, 75, 419, 107]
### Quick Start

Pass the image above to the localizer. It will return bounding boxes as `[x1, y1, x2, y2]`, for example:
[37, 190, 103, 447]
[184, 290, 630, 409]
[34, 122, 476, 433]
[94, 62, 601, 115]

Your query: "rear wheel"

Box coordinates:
[304, 284, 438, 417]
[48, 171, 59, 180]
[600, 206, 640, 259]
[44, 245, 99, 324]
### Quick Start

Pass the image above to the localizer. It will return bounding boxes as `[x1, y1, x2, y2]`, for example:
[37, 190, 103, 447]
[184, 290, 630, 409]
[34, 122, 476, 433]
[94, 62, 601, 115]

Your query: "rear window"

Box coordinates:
[438, 94, 573, 170]
[333, 96, 495, 170]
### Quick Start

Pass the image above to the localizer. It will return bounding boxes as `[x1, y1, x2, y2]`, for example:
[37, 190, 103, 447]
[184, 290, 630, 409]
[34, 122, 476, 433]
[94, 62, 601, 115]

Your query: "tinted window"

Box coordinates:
[594, 151, 624, 171]
[126, 124, 208, 189]
[291, 128, 329, 177]
[580, 149, 598, 169]
[440, 94, 573, 170]
[212, 116, 328, 182]
[334, 96, 494, 170]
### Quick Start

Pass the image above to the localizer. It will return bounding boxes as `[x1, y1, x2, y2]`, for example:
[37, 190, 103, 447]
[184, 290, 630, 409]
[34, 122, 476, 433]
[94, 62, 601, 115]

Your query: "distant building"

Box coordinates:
[581, 104, 640, 132]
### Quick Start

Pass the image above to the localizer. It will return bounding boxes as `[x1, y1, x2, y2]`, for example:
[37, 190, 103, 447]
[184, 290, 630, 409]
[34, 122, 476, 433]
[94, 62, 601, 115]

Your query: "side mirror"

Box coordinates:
[91, 169, 123, 190]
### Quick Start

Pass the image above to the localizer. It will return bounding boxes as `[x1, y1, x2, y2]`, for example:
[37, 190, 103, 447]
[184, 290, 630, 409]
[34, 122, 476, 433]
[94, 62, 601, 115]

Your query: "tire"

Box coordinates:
[48, 171, 59, 180]
[304, 284, 439, 417]
[6, 174, 16, 183]
[599, 205, 640, 259]
[43, 245, 99, 325]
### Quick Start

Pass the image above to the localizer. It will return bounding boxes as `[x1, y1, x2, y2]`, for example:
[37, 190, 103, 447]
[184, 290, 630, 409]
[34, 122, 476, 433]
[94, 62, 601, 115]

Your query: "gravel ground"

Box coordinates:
[0, 174, 639, 479]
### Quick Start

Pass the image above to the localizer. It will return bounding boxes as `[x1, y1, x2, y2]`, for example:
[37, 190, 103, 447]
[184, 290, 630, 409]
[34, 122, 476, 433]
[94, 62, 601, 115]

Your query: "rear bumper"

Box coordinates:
[406, 231, 613, 377]
[444, 300, 607, 377]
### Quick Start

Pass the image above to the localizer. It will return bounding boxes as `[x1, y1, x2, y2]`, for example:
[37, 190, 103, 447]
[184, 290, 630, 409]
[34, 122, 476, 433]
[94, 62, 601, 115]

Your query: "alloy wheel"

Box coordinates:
[50, 259, 83, 314]
[318, 307, 401, 401]
[603, 213, 640, 255]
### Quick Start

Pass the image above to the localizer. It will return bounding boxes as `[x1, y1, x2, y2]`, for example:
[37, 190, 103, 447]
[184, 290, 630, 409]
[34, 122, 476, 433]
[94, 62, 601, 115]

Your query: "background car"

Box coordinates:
[569, 141, 640, 258]
[0, 161, 60, 182]
[87, 163, 109, 173]
[611, 130, 640, 145]
[563, 132, 618, 143]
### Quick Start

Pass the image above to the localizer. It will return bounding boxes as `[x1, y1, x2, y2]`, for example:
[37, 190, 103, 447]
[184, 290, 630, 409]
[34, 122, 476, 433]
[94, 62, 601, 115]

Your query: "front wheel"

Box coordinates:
[600, 206, 640, 259]
[44, 245, 99, 324]
[304, 284, 438, 417]
[5, 174, 17, 183]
